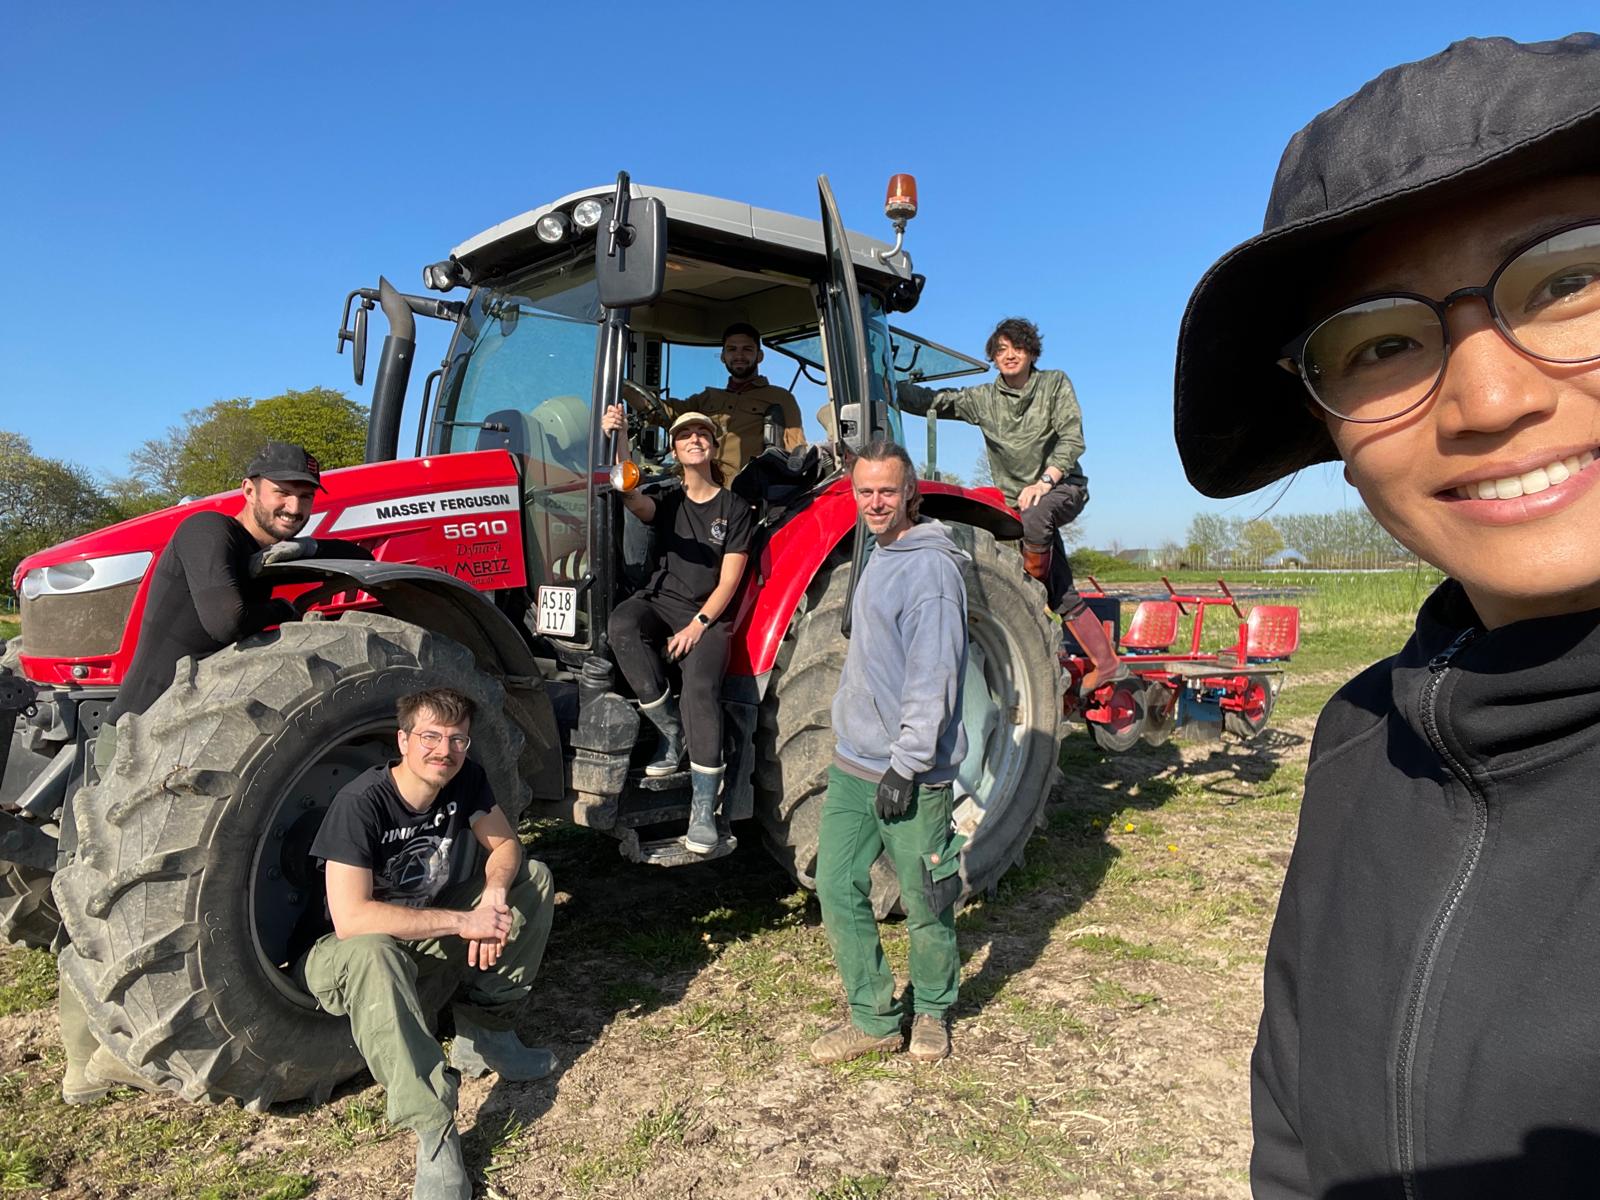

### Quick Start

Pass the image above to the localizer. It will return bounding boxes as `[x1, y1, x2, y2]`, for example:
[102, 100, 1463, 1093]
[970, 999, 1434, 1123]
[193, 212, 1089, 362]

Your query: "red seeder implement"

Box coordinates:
[1063, 577, 1301, 752]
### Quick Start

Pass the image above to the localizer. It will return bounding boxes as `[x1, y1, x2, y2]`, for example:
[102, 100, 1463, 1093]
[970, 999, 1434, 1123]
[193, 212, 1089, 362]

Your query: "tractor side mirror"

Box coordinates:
[596, 173, 666, 309]
[337, 293, 372, 387]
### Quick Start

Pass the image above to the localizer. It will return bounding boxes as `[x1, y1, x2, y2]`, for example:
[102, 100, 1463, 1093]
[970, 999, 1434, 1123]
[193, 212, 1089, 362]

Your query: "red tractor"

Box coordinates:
[0, 175, 1064, 1109]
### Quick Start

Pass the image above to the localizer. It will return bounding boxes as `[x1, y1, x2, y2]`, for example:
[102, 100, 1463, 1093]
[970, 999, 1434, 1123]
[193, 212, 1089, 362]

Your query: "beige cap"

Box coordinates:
[668, 411, 719, 442]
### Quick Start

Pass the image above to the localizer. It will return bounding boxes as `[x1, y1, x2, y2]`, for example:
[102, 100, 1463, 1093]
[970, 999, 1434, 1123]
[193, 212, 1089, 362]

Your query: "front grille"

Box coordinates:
[19, 583, 139, 658]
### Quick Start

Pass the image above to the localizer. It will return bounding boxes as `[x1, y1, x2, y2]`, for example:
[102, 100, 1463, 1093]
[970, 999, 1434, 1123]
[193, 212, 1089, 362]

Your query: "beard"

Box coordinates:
[251, 498, 306, 539]
[725, 361, 758, 382]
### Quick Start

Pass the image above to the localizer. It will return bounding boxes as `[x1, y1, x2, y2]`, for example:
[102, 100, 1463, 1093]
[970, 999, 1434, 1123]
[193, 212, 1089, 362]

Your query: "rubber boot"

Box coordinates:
[61, 983, 162, 1104]
[449, 1010, 555, 1082]
[638, 693, 686, 777]
[59, 980, 105, 1105]
[412, 1123, 470, 1200]
[684, 764, 723, 855]
[1020, 539, 1053, 583]
[1062, 602, 1124, 694]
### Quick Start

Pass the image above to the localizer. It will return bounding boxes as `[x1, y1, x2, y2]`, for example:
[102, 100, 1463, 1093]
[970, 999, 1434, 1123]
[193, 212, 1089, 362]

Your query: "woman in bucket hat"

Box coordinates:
[1174, 33, 1600, 1197]
[601, 405, 753, 856]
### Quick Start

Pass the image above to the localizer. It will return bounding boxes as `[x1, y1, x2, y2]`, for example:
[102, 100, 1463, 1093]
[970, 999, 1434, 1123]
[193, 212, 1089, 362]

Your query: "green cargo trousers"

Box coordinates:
[815, 767, 960, 1037]
[298, 859, 554, 1148]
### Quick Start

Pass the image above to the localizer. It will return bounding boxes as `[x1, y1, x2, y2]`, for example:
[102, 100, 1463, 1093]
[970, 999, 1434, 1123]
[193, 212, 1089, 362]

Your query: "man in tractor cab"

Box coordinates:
[61, 440, 370, 1105]
[895, 318, 1119, 691]
[811, 440, 968, 1066]
[301, 687, 555, 1200]
[639, 322, 807, 480]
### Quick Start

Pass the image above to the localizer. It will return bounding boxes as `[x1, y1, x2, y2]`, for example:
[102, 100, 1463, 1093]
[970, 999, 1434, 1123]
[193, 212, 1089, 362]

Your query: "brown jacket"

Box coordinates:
[665, 376, 805, 481]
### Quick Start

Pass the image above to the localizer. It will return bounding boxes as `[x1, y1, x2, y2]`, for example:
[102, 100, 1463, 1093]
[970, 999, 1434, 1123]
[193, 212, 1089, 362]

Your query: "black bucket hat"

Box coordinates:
[1175, 33, 1600, 499]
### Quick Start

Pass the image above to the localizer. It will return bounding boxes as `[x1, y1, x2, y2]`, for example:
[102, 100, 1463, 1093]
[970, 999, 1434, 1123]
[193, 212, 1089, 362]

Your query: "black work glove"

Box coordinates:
[248, 537, 318, 577]
[875, 767, 915, 821]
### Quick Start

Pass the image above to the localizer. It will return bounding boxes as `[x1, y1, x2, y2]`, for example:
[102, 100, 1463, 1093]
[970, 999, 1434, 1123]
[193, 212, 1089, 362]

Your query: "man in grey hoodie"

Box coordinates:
[810, 440, 969, 1066]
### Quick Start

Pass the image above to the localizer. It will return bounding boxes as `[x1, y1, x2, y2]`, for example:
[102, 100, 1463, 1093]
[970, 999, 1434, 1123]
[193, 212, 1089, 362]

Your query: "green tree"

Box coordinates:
[1184, 513, 1233, 567]
[0, 432, 116, 595]
[121, 387, 369, 503]
[1236, 518, 1286, 565]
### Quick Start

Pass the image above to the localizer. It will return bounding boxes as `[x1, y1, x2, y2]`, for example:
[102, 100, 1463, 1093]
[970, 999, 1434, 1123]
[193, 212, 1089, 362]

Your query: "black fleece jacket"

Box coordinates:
[1254, 580, 1600, 1199]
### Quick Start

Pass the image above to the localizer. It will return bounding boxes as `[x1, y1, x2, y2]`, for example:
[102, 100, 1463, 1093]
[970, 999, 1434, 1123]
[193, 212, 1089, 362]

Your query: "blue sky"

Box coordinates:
[2, 3, 1592, 547]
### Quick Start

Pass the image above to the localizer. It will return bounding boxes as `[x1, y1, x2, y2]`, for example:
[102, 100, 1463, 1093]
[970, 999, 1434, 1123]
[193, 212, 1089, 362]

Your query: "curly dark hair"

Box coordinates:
[984, 317, 1043, 363]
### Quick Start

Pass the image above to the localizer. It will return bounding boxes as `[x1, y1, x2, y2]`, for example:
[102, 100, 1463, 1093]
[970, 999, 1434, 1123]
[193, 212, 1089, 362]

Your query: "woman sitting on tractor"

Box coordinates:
[602, 404, 753, 854]
[1174, 33, 1600, 1197]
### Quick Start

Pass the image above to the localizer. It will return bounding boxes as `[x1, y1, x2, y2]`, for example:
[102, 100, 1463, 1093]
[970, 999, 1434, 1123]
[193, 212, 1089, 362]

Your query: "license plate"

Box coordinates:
[535, 586, 578, 637]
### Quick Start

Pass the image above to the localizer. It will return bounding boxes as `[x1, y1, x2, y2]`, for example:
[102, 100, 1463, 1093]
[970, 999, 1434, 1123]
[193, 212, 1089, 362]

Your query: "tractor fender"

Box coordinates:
[258, 558, 561, 797]
[730, 479, 1022, 683]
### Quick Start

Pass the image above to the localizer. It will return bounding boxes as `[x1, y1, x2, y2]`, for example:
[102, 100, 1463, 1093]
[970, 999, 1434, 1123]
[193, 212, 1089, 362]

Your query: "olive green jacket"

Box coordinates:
[896, 368, 1085, 506]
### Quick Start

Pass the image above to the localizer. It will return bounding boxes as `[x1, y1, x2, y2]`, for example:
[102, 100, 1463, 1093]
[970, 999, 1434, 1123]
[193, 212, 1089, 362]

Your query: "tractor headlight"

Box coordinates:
[18, 552, 153, 600]
[535, 213, 572, 244]
[572, 198, 604, 230]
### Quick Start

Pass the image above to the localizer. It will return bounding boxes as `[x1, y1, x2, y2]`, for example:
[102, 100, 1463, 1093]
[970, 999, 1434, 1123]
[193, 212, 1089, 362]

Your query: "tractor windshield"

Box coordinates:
[433, 258, 602, 638]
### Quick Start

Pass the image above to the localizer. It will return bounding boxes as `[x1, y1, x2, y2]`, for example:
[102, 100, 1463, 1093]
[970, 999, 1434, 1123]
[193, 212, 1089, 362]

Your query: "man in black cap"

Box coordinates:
[63, 440, 369, 1104]
[1173, 32, 1600, 1198]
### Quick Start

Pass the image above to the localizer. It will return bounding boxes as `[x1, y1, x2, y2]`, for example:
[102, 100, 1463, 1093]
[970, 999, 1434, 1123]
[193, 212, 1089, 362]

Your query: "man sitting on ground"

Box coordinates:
[301, 687, 555, 1200]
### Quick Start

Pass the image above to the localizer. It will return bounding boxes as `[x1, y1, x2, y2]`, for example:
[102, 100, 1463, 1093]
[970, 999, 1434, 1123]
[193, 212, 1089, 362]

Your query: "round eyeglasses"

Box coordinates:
[407, 730, 470, 752]
[1279, 219, 1600, 423]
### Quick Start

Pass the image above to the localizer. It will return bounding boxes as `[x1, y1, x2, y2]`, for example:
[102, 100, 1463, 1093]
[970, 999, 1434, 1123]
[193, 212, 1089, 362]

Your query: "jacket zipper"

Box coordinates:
[1396, 626, 1483, 1199]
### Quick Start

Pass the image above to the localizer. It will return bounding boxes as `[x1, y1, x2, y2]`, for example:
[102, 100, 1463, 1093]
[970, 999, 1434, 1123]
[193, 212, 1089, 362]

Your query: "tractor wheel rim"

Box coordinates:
[955, 609, 1035, 822]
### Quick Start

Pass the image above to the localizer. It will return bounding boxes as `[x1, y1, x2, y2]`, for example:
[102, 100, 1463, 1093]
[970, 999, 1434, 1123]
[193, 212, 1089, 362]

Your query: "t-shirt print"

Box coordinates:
[375, 799, 462, 906]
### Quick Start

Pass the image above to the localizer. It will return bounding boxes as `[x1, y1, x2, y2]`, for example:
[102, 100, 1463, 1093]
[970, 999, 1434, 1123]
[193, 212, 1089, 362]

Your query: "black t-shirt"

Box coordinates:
[644, 487, 753, 610]
[110, 511, 368, 722]
[310, 759, 495, 907]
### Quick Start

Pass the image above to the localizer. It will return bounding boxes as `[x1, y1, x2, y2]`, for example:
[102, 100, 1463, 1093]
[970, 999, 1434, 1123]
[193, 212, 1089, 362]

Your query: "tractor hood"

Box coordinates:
[13, 450, 526, 688]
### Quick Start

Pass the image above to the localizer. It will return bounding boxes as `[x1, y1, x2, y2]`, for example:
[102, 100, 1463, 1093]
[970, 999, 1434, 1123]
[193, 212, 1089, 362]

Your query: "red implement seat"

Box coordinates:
[1120, 600, 1180, 654]
[1244, 605, 1301, 661]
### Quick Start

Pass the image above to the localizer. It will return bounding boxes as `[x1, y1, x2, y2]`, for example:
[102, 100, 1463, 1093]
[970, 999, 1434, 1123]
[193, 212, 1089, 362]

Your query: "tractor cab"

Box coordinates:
[401, 175, 986, 658]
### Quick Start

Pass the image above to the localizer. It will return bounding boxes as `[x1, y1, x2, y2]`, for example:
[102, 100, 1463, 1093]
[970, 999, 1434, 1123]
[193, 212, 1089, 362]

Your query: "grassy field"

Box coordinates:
[0, 571, 1437, 1198]
[0, 617, 17, 644]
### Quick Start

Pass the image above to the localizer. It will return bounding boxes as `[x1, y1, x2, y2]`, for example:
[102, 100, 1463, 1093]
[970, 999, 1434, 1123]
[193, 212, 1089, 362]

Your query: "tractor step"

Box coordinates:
[616, 826, 738, 867]
[634, 769, 689, 791]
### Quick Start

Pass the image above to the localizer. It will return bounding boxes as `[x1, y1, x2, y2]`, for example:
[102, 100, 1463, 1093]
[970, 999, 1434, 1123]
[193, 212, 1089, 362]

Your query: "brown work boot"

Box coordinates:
[1063, 603, 1125, 694]
[909, 1014, 951, 1062]
[809, 1023, 902, 1064]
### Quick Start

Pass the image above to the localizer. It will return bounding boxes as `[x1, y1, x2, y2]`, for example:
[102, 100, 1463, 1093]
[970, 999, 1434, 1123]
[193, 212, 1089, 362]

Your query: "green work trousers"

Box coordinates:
[815, 767, 960, 1037]
[298, 859, 554, 1149]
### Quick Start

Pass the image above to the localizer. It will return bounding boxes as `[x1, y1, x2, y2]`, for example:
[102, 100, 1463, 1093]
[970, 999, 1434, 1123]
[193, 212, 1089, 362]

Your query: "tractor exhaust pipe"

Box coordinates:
[364, 276, 416, 464]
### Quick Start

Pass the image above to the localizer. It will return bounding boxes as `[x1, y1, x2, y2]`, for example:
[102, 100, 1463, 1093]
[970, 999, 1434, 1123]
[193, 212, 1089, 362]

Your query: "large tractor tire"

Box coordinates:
[756, 526, 1063, 918]
[0, 636, 62, 951]
[53, 612, 529, 1110]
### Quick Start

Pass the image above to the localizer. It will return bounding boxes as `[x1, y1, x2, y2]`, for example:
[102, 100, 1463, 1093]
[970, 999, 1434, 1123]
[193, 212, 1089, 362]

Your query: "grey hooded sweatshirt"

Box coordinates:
[832, 519, 969, 784]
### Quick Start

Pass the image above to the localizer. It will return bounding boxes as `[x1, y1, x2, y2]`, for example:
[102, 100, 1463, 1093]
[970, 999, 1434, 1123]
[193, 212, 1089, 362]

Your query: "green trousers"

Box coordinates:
[815, 767, 960, 1037]
[299, 859, 554, 1147]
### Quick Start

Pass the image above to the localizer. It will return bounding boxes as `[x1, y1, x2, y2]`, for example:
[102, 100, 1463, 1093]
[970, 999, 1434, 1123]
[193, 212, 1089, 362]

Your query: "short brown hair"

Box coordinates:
[984, 317, 1043, 362]
[852, 439, 921, 521]
[396, 688, 475, 731]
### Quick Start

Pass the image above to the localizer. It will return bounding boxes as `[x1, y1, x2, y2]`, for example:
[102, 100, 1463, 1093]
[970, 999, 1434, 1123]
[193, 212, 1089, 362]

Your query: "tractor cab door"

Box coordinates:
[817, 176, 876, 455]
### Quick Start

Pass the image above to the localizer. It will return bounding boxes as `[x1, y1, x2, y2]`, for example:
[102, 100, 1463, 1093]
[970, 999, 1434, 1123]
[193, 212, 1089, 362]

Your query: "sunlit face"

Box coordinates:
[991, 336, 1036, 382]
[1321, 175, 1600, 627]
[852, 456, 915, 541]
[242, 476, 315, 542]
[396, 707, 470, 792]
[722, 333, 762, 381]
[672, 421, 716, 468]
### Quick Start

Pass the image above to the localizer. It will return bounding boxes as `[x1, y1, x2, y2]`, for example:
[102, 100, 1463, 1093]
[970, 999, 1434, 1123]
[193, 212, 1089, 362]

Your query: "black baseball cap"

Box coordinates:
[245, 441, 325, 490]
[1175, 33, 1600, 499]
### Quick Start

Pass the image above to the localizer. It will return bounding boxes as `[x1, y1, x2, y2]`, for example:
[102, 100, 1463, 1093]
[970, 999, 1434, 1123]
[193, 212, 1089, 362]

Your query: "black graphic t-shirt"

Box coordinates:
[645, 487, 753, 609]
[311, 759, 495, 907]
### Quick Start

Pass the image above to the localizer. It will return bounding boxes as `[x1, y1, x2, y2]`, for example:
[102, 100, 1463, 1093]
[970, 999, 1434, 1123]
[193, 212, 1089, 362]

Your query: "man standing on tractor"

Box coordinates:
[811, 440, 968, 1065]
[301, 687, 555, 1200]
[896, 318, 1119, 690]
[646, 322, 807, 479]
[61, 440, 368, 1105]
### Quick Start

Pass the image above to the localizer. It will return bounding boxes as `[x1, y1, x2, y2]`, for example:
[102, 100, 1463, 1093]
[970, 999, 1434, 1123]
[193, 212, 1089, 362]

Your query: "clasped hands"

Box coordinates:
[458, 889, 513, 970]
